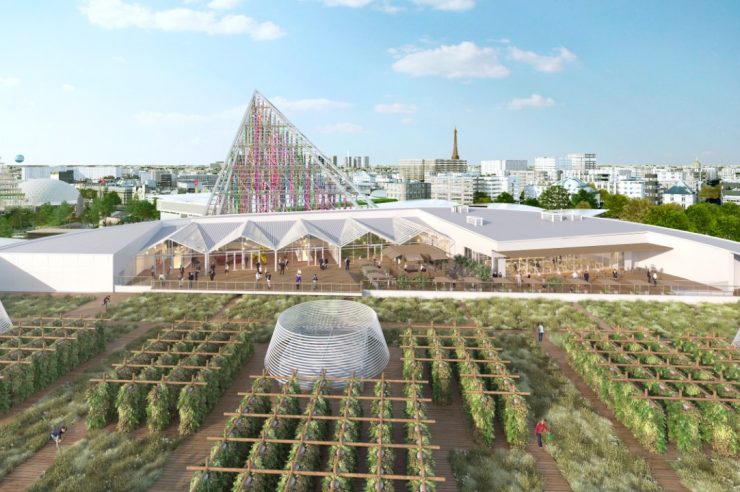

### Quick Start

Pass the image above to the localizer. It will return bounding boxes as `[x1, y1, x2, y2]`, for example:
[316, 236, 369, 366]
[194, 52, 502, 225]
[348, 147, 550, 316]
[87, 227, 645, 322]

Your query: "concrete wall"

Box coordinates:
[0, 253, 113, 292]
[633, 232, 737, 289]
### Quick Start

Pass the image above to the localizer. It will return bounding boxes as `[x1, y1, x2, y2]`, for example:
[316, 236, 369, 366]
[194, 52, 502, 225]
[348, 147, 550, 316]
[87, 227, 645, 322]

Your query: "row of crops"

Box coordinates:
[189, 373, 441, 492]
[564, 328, 739, 455]
[401, 326, 529, 447]
[86, 322, 253, 434]
[0, 320, 105, 413]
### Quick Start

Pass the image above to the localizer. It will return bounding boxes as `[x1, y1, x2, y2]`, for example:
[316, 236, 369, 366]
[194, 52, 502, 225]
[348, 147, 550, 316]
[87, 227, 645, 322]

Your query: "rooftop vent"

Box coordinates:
[452, 205, 470, 214]
[466, 215, 485, 226]
[540, 210, 583, 222]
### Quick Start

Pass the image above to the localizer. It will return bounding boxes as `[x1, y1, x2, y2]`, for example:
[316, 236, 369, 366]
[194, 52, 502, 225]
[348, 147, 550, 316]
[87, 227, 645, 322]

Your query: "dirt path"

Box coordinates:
[541, 338, 689, 492]
[0, 321, 160, 491]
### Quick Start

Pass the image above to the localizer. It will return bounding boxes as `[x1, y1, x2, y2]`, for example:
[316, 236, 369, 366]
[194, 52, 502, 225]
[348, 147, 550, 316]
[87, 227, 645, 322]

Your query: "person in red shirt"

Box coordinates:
[534, 418, 549, 447]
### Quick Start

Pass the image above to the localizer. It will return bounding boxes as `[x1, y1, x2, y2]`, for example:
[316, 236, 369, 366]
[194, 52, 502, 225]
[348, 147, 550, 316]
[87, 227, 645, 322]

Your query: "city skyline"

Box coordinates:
[1, 0, 739, 166]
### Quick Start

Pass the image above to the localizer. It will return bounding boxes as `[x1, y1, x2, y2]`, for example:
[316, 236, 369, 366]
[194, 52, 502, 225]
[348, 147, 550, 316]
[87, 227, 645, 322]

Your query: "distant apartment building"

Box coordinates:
[21, 166, 51, 180]
[383, 180, 431, 201]
[568, 153, 597, 171]
[475, 175, 520, 200]
[480, 159, 528, 175]
[429, 173, 476, 205]
[399, 159, 467, 181]
[662, 181, 696, 208]
[177, 173, 218, 189]
[644, 173, 660, 204]
[616, 179, 646, 199]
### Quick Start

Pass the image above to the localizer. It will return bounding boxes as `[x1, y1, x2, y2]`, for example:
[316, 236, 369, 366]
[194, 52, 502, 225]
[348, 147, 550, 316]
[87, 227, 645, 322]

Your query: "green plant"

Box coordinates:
[450, 448, 543, 492]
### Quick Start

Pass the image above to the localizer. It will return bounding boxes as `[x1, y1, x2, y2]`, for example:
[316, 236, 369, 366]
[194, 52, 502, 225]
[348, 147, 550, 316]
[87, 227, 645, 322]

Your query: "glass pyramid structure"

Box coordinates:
[206, 91, 370, 215]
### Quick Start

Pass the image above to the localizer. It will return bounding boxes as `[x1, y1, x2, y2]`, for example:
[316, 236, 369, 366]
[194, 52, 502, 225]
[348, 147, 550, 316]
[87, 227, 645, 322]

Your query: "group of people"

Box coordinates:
[647, 269, 658, 285]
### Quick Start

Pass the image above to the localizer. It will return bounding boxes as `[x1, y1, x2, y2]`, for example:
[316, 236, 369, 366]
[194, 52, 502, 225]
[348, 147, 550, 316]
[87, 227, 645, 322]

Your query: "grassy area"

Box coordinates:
[27, 432, 177, 492]
[223, 295, 327, 321]
[358, 297, 467, 324]
[450, 448, 543, 492]
[497, 333, 660, 492]
[669, 453, 740, 492]
[464, 299, 594, 331]
[579, 300, 740, 338]
[0, 294, 96, 318]
[102, 294, 234, 322]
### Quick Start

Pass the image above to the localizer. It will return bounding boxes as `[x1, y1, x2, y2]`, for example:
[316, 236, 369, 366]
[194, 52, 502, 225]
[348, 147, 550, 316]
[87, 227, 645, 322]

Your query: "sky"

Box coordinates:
[1, 0, 739, 166]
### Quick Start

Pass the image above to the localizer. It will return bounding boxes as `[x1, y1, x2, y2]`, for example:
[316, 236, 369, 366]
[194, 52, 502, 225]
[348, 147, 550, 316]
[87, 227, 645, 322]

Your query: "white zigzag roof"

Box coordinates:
[152, 214, 439, 253]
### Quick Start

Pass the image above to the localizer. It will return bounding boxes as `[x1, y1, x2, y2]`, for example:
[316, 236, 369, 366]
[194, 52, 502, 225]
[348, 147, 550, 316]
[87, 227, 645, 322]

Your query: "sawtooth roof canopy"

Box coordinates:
[145, 215, 438, 253]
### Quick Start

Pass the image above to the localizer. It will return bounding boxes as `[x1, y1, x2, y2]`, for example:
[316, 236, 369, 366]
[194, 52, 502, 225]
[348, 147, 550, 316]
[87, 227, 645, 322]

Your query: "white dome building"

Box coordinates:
[19, 179, 81, 207]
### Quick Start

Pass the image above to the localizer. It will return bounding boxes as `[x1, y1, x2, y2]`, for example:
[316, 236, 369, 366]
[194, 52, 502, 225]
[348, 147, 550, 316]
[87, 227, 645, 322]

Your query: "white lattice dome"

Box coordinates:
[0, 299, 12, 334]
[19, 179, 80, 206]
[265, 300, 389, 389]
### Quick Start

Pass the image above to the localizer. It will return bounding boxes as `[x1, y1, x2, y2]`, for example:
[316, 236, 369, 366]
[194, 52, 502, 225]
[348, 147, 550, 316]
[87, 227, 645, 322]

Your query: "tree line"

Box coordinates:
[0, 190, 160, 238]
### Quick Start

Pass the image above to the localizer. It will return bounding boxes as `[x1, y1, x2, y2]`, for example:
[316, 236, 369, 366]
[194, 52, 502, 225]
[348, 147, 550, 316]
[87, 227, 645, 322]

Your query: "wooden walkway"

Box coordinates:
[0, 321, 160, 491]
[541, 338, 689, 492]
[149, 343, 270, 492]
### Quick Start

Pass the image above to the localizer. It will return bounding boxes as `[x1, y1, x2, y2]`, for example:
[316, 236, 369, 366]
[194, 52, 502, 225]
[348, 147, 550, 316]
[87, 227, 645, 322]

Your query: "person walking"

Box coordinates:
[345, 257, 350, 271]
[279, 259, 285, 275]
[256, 260, 261, 274]
[188, 271, 194, 288]
[537, 323, 545, 343]
[209, 267, 215, 281]
[225, 262, 230, 275]
[652, 271, 658, 285]
[50, 425, 67, 449]
[150, 265, 156, 279]
[312, 273, 318, 291]
[266, 271, 272, 289]
[584, 271, 590, 283]
[534, 419, 549, 448]
[255, 270, 261, 288]
[646, 269, 652, 283]
[102, 295, 111, 311]
[295, 270, 302, 290]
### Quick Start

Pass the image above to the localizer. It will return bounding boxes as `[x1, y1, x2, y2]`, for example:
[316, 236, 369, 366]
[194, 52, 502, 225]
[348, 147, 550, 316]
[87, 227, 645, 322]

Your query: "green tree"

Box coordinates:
[493, 192, 515, 203]
[34, 203, 55, 226]
[574, 200, 592, 209]
[125, 197, 160, 223]
[643, 204, 691, 231]
[0, 216, 12, 237]
[79, 189, 97, 200]
[685, 203, 718, 234]
[570, 189, 598, 209]
[698, 184, 721, 202]
[538, 185, 571, 210]
[620, 198, 654, 223]
[51, 202, 75, 225]
[602, 192, 630, 218]
[473, 192, 492, 204]
[521, 198, 540, 207]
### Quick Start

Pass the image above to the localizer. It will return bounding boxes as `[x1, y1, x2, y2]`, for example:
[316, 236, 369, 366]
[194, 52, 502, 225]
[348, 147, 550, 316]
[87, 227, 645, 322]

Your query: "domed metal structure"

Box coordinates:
[0, 299, 13, 334]
[19, 179, 81, 206]
[265, 300, 389, 389]
[15, 155, 24, 164]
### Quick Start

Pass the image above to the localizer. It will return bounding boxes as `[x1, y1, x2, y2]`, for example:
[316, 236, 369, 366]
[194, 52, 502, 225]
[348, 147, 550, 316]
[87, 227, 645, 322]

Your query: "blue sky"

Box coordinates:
[1, 0, 739, 166]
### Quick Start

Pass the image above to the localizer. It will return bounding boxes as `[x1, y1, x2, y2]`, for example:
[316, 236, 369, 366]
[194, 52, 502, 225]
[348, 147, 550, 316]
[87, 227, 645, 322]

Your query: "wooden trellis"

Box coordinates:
[188, 371, 445, 485]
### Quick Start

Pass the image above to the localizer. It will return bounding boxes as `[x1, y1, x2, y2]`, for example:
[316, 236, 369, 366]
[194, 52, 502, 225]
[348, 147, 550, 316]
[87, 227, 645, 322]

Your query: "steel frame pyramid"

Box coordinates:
[206, 91, 371, 215]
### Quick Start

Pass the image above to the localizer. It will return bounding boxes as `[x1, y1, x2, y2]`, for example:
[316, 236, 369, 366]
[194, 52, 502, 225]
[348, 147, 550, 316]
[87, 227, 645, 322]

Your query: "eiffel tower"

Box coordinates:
[206, 91, 372, 215]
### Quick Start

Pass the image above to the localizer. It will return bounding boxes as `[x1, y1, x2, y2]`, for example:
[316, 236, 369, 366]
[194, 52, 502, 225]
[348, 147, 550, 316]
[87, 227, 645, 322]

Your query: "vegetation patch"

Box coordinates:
[464, 299, 594, 331]
[449, 448, 543, 492]
[497, 333, 660, 491]
[27, 431, 177, 492]
[669, 453, 740, 492]
[102, 294, 233, 322]
[0, 294, 96, 318]
[579, 300, 740, 338]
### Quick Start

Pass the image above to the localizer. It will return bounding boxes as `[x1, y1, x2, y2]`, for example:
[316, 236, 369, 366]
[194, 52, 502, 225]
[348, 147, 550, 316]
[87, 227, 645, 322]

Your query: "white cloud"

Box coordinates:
[207, 0, 242, 9]
[323, 0, 374, 7]
[61, 83, 76, 92]
[508, 46, 576, 73]
[319, 122, 364, 134]
[79, 0, 285, 39]
[374, 102, 417, 114]
[271, 96, 351, 112]
[0, 76, 21, 88]
[392, 41, 509, 79]
[136, 105, 245, 125]
[507, 94, 555, 110]
[413, 0, 475, 11]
